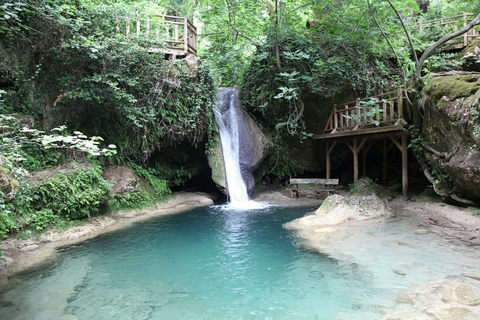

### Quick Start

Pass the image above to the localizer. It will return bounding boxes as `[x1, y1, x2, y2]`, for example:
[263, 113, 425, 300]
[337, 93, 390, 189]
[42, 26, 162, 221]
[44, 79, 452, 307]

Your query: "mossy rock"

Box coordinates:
[423, 74, 480, 105]
[458, 38, 480, 72]
[0, 166, 19, 200]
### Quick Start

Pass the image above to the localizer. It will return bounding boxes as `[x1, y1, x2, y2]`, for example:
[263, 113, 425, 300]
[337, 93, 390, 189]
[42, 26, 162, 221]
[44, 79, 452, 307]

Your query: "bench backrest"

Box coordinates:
[290, 178, 339, 185]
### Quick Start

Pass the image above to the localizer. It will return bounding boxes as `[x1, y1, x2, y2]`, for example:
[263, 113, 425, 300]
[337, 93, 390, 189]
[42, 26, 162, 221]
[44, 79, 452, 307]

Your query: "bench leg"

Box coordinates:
[290, 189, 299, 198]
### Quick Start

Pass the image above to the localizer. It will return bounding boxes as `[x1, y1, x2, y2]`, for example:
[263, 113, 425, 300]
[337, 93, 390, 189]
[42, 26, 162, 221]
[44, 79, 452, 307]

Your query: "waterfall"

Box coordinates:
[214, 88, 250, 204]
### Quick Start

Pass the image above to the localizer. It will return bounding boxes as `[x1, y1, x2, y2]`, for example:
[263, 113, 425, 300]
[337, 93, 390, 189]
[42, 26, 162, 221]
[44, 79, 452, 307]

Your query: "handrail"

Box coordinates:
[323, 88, 412, 135]
[116, 14, 197, 56]
[415, 12, 479, 48]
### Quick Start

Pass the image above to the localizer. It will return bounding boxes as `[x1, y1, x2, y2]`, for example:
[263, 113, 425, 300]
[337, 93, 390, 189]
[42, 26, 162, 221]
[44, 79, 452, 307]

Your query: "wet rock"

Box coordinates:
[452, 284, 480, 306]
[206, 136, 226, 193]
[426, 306, 478, 320]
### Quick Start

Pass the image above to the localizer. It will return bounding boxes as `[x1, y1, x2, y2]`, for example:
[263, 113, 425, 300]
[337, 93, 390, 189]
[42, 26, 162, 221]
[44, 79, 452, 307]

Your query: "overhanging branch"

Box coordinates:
[416, 13, 480, 78]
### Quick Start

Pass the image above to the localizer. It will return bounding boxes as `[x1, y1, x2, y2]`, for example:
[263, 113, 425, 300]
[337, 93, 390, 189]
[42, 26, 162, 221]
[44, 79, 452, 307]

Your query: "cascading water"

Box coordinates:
[214, 87, 250, 204]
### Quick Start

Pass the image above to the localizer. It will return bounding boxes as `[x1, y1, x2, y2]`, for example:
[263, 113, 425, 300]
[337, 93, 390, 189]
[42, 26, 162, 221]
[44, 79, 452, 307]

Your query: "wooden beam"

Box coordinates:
[326, 141, 337, 179]
[346, 138, 367, 181]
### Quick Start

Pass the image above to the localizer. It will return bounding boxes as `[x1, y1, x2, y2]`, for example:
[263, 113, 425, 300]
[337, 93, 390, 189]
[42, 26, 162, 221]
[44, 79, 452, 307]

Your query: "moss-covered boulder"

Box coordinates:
[0, 166, 18, 200]
[25, 162, 111, 219]
[420, 73, 480, 202]
[458, 38, 480, 72]
[206, 136, 227, 194]
[102, 165, 155, 208]
[285, 178, 394, 230]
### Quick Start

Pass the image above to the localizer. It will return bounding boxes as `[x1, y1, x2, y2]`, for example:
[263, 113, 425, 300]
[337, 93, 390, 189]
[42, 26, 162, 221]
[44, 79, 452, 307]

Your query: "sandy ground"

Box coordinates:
[1, 189, 479, 293]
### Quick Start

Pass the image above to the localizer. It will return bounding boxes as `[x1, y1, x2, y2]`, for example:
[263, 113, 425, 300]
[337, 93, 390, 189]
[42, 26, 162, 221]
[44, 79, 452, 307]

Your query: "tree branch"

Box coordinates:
[416, 13, 480, 78]
[385, 0, 418, 65]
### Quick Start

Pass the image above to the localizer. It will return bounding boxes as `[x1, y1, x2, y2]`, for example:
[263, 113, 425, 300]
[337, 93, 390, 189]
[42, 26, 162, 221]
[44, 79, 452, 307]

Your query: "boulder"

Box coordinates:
[459, 38, 480, 72]
[237, 107, 274, 194]
[206, 135, 227, 193]
[420, 74, 480, 202]
[25, 162, 93, 188]
[102, 165, 151, 197]
[0, 165, 18, 200]
[285, 178, 394, 230]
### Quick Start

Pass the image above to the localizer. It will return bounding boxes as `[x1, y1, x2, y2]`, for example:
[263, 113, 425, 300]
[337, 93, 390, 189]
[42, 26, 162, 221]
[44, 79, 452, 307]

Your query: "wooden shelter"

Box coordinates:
[116, 15, 197, 58]
[314, 88, 413, 199]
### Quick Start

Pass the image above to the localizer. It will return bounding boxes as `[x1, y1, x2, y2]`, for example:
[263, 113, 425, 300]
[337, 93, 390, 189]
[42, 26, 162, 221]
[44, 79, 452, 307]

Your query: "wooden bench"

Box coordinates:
[287, 178, 339, 198]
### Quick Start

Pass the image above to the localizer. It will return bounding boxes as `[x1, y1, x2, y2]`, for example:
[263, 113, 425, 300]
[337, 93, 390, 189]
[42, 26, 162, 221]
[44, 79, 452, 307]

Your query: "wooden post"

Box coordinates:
[126, 19, 130, 36]
[326, 141, 337, 179]
[464, 12, 468, 46]
[334, 106, 338, 130]
[136, 19, 141, 37]
[363, 142, 374, 177]
[397, 88, 403, 120]
[184, 16, 188, 55]
[390, 135, 409, 200]
[353, 139, 359, 181]
[402, 134, 408, 200]
[382, 140, 388, 186]
[346, 139, 367, 182]
[326, 141, 330, 179]
[419, 20, 423, 35]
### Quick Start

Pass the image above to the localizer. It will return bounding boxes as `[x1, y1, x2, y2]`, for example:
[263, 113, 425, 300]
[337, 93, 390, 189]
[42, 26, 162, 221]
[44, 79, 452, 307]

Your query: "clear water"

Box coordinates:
[1, 205, 479, 320]
[0, 205, 381, 320]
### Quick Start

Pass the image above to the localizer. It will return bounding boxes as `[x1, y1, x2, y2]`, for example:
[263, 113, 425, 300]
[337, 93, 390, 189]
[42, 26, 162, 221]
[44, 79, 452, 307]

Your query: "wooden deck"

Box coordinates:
[314, 88, 413, 199]
[116, 15, 197, 57]
[316, 88, 412, 139]
[416, 13, 480, 49]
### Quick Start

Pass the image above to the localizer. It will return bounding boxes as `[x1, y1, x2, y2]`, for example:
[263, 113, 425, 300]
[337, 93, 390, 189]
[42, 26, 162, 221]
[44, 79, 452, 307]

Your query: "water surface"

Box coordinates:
[0, 204, 479, 319]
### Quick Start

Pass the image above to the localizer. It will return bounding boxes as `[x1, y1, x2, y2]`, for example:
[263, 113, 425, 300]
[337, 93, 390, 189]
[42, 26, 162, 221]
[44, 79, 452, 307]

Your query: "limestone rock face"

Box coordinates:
[237, 108, 273, 194]
[102, 165, 150, 197]
[420, 74, 480, 202]
[206, 137, 227, 193]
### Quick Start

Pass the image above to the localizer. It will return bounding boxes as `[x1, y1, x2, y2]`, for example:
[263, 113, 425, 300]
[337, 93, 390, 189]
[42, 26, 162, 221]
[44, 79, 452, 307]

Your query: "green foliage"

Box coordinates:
[111, 190, 152, 209]
[242, 33, 391, 139]
[129, 163, 171, 198]
[31, 166, 111, 219]
[255, 135, 305, 183]
[343, 98, 387, 127]
[0, 165, 111, 238]
[0, 115, 116, 171]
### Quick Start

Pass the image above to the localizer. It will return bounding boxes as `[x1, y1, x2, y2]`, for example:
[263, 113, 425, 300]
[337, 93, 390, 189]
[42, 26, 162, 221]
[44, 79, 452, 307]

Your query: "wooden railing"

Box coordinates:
[323, 88, 412, 134]
[417, 13, 480, 49]
[116, 15, 197, 56]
